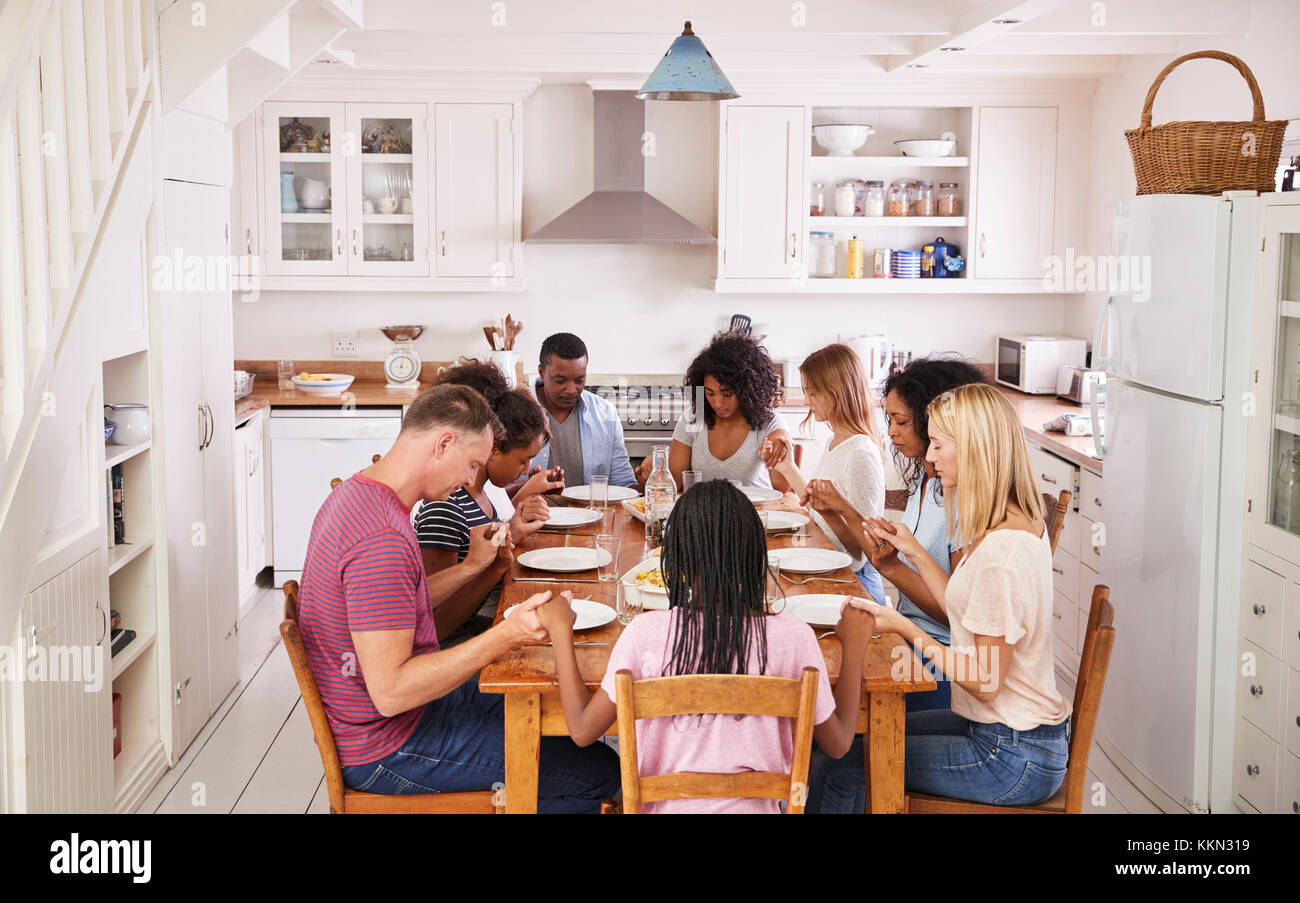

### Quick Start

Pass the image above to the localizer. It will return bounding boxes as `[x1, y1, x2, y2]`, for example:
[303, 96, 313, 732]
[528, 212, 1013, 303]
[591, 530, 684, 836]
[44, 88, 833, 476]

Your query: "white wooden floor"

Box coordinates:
[137, 584, 1160, 814]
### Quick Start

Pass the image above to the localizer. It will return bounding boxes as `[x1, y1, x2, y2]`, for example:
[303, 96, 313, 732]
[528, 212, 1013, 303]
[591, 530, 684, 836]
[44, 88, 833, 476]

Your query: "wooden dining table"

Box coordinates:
[477, 496, 937, 813]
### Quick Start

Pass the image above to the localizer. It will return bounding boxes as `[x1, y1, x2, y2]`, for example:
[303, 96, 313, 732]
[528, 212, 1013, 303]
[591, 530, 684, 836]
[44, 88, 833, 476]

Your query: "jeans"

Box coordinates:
[805, 709, 1070, 813]
[903, 634, 953, 714]
[340, 677, 621, 814]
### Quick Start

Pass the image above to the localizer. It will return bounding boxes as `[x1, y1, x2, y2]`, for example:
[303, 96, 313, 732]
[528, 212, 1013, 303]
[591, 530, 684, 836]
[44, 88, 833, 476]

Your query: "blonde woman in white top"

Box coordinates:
[806, 382, 1071, 812]
[767, 343, 887, 603]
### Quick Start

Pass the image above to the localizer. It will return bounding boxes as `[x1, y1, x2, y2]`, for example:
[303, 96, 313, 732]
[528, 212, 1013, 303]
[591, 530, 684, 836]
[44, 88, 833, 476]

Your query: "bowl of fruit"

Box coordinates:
[290, 372, 355, 397]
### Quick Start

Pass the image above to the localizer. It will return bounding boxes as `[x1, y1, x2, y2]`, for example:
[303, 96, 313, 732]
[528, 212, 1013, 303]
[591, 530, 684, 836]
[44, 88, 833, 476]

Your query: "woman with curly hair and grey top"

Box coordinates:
[637, 332, 794, 490]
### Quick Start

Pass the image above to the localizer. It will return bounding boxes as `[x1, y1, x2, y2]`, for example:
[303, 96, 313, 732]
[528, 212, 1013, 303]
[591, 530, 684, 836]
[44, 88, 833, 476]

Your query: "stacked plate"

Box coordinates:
[891, 250, 922, 279]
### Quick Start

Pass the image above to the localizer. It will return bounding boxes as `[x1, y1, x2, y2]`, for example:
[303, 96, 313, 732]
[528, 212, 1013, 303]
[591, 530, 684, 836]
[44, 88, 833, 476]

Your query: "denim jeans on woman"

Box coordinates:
[804, 709, 1070, 813]
[340, 676, 621, 814]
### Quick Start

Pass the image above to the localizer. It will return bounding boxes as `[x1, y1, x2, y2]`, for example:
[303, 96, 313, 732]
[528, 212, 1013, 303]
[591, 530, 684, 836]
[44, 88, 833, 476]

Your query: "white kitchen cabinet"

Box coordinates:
[158, 179, 240, 756]
[970, 106, 1057, 279]
[347, 103, 430, 276]
[234, 410, 267, 608]
[231, 115, 262, 278]
[262, 102, 350, 276]
[718, 105, 805, 280]
[434, 103, 516, 279]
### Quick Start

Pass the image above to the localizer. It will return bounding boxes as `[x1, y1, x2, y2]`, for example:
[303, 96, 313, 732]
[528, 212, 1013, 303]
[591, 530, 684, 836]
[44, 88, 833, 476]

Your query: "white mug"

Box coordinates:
[398, 197, 414, 214]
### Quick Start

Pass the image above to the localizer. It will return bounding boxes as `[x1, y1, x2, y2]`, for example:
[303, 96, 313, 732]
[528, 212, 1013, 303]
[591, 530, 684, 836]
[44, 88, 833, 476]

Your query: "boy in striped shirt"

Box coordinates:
[296, 384, 619, 811]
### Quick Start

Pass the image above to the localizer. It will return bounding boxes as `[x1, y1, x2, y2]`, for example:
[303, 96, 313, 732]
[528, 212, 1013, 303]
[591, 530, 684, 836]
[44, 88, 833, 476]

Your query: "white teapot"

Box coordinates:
[104, 403, 151, 446]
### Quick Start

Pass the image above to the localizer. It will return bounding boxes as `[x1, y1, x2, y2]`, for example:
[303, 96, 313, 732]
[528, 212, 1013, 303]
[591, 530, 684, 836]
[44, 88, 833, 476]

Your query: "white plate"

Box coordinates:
[785, 594, 852, 627]
[504, 598, 615, 632]
[769, 547, 853, 574]
[543, 507, 603, 528]
[738, 484, 782, 503]
[762, 510, 810, 531]
[291, 373, 355, 397]
[562, 484, 641, 502]
[516, 547, 613, 572]
[620, 556, 670, 610]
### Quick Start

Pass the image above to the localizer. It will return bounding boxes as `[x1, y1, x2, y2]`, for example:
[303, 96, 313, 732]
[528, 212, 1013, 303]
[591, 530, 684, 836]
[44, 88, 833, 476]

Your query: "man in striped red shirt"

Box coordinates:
[296, 384, 619, 811]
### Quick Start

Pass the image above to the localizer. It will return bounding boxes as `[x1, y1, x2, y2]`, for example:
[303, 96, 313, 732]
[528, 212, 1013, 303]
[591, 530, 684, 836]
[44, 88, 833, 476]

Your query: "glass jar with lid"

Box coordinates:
[887, 179, 915, 216]
[834, 180, 857, 217]
[809, 231, 836, 278]
[863, 180, 885, 217]
[937, 182, 961, 216]
[914, 180, 935, 217]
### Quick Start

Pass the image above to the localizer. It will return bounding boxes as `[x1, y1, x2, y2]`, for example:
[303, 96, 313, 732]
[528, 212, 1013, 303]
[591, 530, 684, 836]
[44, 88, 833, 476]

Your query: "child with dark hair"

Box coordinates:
[415, 360, 560, 640]
[536, 480, 876, 813]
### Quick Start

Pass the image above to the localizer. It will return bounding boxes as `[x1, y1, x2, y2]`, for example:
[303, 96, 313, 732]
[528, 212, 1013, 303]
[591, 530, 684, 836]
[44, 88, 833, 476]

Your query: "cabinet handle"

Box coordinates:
[96, 601, 107, 644]
[979, 232, 986, 258]
[244, 227, 252, 256]
[1094, 496, 1101, 508]
[335, 229, 343, 258]
[352, 229, 358, 256]
[1052, 566, 1063, 575]
[1252, 603, 1266, 616]
[1040, 473, 1057, 484]
[197, 404, 207, 450]
[248, 448, 258, 478]
[440, 230, 447, 257]
[1249, 684, 1264, 697]
[1245, 763, 1260, 776]
[200, 403, 213, 450]
[788, 232, 797, 259]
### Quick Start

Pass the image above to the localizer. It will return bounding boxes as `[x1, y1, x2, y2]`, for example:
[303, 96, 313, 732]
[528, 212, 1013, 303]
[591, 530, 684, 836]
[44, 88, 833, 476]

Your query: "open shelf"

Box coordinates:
[1275, 413, 1300, 435]
[810, 216, 967, 229]
[111, 629, 156, 680]
[104, 439, 150, 469]
[809, 155, 968, 169]
[716, 276, 1077, 294]
[107, 536, 153, 575]
[1280, 300, 1300, 318]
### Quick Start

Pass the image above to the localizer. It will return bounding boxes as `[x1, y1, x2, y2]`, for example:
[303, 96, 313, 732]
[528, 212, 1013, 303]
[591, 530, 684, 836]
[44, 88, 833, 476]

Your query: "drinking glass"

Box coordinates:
[590, 474, 609, 509]
[682, 470, 702, 492]
[765, 555, 784, 611]
[616, 580, 640, 625]
[595, 534, 621, 582]
[277, 360, 296, 390]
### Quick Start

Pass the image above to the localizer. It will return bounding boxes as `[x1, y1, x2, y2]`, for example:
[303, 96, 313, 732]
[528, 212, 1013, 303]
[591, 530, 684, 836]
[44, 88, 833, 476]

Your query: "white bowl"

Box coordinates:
[621, 556, 670, 610]
[291, 373, 355, 396]
[894, 138, 956, 157]
[812, 124, 874, 157]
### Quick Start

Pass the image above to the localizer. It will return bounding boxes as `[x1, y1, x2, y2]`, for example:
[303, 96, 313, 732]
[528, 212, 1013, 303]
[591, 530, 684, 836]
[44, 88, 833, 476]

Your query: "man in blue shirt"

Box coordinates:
[530, 333, 635, 488]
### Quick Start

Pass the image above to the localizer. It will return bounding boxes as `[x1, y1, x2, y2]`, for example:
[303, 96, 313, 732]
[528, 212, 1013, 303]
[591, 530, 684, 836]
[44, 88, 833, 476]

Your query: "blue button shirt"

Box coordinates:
[897, 476, 955, 645]
[532, 387, 636, 488]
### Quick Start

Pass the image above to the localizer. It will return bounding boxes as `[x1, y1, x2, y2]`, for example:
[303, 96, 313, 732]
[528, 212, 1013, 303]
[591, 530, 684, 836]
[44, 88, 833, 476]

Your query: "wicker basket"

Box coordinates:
[1125, 50, 1285, 195]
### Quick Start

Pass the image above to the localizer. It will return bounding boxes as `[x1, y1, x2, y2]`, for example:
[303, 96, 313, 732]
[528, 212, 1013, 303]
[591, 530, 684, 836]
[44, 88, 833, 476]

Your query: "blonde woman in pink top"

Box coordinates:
[535, 479, 875, 813]
[811, 383, 1071, 812]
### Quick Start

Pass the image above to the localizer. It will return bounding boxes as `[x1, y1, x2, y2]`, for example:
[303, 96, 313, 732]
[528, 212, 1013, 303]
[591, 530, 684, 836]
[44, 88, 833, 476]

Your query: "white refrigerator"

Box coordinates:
[1092, 192, 1260, 813]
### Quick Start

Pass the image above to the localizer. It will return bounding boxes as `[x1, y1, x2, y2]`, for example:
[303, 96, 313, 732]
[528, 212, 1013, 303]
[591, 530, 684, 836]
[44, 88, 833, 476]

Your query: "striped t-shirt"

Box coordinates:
[297, 472, 439, 766]
[414, 488, 496, 560]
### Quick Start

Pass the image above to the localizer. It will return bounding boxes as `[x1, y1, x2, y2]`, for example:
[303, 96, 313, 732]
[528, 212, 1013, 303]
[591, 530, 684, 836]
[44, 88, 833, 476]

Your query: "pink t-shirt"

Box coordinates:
[599, 609, 835, 814]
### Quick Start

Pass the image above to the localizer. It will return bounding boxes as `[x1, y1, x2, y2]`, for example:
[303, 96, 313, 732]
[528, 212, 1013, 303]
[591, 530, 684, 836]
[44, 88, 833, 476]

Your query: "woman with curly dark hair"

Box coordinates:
[636, 332, 794, 490]
[414, 359, 556, 640]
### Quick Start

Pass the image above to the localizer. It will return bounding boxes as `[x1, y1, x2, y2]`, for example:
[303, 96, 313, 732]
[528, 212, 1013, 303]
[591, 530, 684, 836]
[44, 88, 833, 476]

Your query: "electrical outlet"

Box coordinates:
[332, 332, 359, 357]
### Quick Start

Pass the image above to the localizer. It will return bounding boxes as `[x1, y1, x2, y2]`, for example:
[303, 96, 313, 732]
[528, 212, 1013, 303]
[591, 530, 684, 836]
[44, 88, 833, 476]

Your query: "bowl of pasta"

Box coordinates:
[620, 556, 670, 610]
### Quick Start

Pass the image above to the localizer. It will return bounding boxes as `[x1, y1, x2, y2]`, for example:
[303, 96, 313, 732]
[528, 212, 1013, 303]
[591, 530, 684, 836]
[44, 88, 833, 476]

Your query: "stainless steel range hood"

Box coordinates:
[527, 91, 715, 245]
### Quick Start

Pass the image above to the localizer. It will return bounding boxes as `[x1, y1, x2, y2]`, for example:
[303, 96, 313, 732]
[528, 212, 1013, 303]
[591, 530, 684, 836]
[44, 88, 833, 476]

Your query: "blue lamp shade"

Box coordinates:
[636, 21, 739, 101]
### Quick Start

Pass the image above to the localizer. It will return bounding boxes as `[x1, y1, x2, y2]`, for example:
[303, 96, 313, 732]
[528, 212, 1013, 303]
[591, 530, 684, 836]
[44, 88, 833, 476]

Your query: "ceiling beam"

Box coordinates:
[887, 0, 1073, 72]
[1014, 0, 1248, 35]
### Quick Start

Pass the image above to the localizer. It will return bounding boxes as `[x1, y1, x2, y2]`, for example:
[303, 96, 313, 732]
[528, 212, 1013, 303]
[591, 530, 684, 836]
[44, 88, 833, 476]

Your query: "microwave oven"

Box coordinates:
[995, 335, 1087, 395]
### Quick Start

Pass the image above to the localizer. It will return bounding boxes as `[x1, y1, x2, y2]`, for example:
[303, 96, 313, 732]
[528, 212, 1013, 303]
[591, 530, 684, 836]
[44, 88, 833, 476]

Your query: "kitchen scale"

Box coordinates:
[381, 324, 424, 391]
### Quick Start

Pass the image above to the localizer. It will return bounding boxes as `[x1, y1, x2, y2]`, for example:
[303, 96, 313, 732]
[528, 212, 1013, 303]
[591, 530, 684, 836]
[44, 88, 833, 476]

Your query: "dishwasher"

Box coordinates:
[270, 407, 403, 585]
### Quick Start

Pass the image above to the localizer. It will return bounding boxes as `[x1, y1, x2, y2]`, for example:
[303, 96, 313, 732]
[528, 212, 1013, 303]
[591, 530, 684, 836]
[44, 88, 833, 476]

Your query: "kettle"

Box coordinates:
[842, 334, 892, 385]
[930, 236, 963, 279]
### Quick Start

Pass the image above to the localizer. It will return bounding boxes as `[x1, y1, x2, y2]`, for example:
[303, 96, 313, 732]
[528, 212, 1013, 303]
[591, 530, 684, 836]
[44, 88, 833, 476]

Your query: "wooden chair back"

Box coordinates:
[279, 582, 497, 813]
[613, 667, 819, 814]
[1062, 584, 1115, 812]
[1044, 489, 1072, 555]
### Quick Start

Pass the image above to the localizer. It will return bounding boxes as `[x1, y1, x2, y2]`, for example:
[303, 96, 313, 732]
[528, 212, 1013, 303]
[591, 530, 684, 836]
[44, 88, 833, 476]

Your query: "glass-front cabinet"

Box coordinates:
[262, 101, 429, 277]
[1252, 202, 1300, 562]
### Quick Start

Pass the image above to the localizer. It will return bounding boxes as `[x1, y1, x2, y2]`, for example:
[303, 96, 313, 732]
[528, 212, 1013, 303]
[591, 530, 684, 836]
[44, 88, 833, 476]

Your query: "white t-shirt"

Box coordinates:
[672, 411, 789, 488]
[808, 434, 885, 571]
[943, 526, 1071, 731]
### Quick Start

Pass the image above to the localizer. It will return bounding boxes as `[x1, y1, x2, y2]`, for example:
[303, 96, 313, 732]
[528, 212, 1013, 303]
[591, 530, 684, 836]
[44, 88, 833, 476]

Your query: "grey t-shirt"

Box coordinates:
[671, 411, 788, 488]
[546, 409, 585, 486]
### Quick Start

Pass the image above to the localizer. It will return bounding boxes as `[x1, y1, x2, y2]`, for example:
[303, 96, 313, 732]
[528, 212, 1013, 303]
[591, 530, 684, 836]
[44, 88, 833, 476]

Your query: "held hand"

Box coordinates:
[510, 494, 550, 542]
[535, 589, 577, 640]
[860, 518, 901, 571]
[759, 436, 793, 472]
[634, 457, 653, 483]
[864, 517, 924, 563]
[834, 600, 877, 651]
[519, 465, 565, 500]
[505, 590, 552, 645]
[803, 479, 850, 514]
[843, 595, 908, 636]
[464, 522, 500, 572]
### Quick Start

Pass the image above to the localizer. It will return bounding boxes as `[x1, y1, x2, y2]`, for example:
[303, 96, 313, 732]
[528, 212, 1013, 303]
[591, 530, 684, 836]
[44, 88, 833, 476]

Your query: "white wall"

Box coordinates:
[233, 84, 1070, 374]
[1064, 0, 1300, 339]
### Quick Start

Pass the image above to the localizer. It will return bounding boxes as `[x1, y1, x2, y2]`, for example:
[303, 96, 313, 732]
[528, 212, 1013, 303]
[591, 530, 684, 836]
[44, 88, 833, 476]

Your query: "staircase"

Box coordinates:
[0, 0, 158, 655]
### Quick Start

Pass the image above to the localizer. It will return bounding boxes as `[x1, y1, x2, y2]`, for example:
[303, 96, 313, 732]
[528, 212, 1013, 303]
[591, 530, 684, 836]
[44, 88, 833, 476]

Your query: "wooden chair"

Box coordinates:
[613, 667, 820, 813]
[906, 584, 1115, 814]
[278, 580, 499, 813]
[1043, 489, 1072, 555]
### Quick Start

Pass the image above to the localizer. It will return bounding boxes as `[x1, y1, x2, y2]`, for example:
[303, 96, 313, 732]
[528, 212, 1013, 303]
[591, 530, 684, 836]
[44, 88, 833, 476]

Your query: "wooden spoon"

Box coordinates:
[483, 325, 497, 350]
